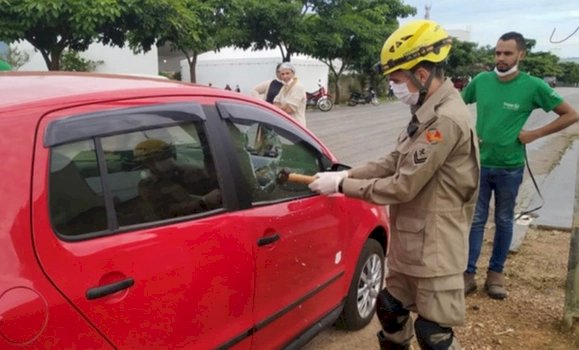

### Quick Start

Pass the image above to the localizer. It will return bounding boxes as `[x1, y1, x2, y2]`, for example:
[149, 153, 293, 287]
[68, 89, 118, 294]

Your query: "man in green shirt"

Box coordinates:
[0, 59, 12, 71]
[462, 32, 578, 300]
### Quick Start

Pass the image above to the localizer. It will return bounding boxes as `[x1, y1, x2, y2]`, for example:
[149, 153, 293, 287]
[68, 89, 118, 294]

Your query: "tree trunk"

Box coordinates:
[329, 66, 343, 103]
[49, 50, 61, 71]
[189, 53, 198, 83]
[38, 49, 52, 71]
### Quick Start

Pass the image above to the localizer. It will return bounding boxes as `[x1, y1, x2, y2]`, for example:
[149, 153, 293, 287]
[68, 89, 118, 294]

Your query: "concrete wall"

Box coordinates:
[13, 41, 158, 75]
[182, 56, 329, 96]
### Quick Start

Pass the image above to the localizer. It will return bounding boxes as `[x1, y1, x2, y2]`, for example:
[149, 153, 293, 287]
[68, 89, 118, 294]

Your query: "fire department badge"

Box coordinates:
[425, 128, 442, 143]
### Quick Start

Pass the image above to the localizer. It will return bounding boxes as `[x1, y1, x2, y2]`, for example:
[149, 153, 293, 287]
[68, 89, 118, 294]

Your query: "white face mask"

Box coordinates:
[494, 64, 518, 77]
[391, 81, 419, 105]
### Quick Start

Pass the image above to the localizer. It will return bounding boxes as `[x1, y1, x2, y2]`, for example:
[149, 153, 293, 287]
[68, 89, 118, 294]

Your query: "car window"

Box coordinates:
[49, 122, 222, 237]
[225, 119, 321, 204]
[50, 139, 108, 236]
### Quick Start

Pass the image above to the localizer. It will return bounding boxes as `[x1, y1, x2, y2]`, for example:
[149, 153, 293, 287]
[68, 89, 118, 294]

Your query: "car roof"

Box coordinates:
[0, 72, 213, 109]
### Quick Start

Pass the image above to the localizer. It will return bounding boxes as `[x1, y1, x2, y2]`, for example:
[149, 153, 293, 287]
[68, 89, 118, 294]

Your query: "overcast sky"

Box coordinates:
[399, 0, 579, 58]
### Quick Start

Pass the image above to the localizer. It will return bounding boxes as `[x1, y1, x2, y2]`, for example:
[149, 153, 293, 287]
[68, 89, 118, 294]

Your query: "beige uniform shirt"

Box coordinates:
[342, 79, 480, 278]
[273, 78, 307, 127]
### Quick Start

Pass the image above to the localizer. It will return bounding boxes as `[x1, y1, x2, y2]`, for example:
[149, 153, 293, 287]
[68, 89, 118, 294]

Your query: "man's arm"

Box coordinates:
[519, 101, 579, 144]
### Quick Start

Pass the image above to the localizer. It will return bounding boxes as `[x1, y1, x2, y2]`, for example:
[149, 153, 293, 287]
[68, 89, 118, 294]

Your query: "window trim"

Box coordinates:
[44, 103, 206, 147]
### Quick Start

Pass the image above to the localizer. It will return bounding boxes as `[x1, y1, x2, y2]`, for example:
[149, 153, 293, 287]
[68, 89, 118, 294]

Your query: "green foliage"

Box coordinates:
[60, 50, 102, 72]
[157, 0, 240, 82]
[0, 0, 187, 70]
[557, 62, 579, 85]
[235, 0, 309, 62]
[0, 45, 29, 69]
[446, 39, 492, 78]
[299, 0, 415, 102]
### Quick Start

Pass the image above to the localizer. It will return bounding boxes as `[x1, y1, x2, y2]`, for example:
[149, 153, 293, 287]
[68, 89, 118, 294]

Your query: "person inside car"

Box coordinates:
[133, 139, 221, 221]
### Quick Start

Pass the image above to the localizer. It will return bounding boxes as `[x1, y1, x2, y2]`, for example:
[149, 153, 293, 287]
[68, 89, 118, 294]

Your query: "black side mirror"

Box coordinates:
[329, 163, 351, 172]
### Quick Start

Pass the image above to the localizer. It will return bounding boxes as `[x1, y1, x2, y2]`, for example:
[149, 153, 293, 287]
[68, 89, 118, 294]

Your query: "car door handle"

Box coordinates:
[257, 233, 280, 246]
[86, 278, 135, 300]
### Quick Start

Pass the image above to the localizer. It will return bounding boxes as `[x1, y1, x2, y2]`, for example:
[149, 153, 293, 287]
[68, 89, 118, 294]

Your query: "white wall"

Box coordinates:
[182, 56, 329, 95]
[14, 41, 158, 75]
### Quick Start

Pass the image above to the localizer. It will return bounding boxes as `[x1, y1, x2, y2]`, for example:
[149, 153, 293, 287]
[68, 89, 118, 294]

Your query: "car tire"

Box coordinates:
[336, 238, 384, 331]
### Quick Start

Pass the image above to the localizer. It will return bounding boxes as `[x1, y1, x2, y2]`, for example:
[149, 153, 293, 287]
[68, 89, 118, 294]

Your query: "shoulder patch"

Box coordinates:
[413, 148, 428, 165]
[425, 128, 442, 143]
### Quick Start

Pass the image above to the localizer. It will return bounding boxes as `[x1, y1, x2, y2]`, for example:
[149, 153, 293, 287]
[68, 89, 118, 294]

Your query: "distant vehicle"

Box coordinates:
[0, 72, 390, 350]
[348, 89, 378, 106]
[306, 83, 333, 111]
[451, 77, 469, 91]
[544, 76, 557, 88]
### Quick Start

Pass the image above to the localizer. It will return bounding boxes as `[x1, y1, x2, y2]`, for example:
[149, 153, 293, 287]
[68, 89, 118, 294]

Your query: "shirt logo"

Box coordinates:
[503, 102, 520, 111]
[425, 128, 442, 143]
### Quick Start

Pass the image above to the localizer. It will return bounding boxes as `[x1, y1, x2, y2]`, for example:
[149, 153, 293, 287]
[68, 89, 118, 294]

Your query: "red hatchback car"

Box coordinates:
[0, 72, 389, 349]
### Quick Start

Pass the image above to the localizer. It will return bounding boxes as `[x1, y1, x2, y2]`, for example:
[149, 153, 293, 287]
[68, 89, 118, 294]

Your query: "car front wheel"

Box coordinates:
[337, 238, 385, 330]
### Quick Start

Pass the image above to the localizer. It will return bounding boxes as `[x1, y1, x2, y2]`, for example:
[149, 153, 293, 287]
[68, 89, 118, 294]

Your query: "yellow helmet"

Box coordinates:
[133, 139, 174, 162]
[378, 20, 452, 75]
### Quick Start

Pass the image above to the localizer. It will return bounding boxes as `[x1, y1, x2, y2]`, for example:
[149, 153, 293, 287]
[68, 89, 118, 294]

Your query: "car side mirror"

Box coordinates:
[328, 163, 351, 172]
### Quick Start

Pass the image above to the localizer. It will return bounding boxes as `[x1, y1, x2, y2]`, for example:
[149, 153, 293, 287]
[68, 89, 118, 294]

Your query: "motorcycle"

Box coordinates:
[348, 89, 379, 106]
[306, 84, 333, 112]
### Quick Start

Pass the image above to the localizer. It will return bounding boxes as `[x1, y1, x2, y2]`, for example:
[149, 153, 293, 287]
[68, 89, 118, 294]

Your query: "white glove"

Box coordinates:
[308, 170, 348, 195]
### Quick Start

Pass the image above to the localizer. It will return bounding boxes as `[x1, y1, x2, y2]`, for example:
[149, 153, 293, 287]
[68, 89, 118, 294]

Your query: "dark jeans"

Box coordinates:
[467, 166, 524, 274]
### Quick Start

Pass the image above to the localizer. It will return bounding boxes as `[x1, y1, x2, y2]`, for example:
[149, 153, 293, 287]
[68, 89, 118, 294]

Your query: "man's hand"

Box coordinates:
[518, 130, 541, 144]
[202, 189, 222, 209]
[308, 170, 348, 195]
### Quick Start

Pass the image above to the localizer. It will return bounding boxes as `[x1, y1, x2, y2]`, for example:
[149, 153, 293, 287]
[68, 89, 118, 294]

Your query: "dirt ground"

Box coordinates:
[304, 126, 579, 349]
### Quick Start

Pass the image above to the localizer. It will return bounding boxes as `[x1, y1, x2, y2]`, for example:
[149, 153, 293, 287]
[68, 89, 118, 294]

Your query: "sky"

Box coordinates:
[399, 0, 579, 58]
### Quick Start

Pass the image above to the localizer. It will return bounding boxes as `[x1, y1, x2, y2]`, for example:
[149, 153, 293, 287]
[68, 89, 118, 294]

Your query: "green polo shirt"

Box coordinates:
[0, 60, 11, 71]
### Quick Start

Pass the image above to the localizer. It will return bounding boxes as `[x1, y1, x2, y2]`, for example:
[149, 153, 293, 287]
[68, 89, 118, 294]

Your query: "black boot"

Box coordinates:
[378, 330, 410, 350]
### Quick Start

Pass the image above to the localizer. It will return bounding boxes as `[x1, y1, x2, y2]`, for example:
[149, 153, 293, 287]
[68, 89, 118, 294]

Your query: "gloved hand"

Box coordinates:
[308, 170, 348, 195]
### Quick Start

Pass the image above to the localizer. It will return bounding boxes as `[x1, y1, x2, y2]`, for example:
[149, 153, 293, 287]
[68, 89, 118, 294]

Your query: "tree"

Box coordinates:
[60, 50, 103, 72]
[235, 0, 312, 62]
[157, 0, 241, 83]
[0, 0, 188, 70]
[0, 45, 29, 69]
[522, 51, 563, 78]
[303, 0, 415, 102]
[558, 61, 579, 86]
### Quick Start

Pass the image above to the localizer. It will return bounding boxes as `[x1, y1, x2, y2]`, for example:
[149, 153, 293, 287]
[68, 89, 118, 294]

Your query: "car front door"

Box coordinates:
[216, 102, 350, 349]
[31, 101, 254, 349]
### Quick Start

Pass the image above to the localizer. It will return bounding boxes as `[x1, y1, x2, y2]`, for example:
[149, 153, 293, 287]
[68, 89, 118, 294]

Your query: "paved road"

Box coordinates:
[301, 87, 579, 349]
[308, 87, 579, 168]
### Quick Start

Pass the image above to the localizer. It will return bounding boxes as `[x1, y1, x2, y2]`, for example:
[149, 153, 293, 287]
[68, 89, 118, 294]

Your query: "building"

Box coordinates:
[179, 47, 329, 95]
[8, 41, 159, 76]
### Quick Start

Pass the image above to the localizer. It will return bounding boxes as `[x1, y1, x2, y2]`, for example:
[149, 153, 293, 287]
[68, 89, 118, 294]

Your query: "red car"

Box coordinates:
[0, 73, 389, 349]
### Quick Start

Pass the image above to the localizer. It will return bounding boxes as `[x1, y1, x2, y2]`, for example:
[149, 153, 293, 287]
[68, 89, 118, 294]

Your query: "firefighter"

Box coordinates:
[309, 20, 480, 349]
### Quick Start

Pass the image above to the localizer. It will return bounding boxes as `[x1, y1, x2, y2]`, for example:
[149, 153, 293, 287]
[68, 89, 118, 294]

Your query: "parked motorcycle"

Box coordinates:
[306, 84, 333, 112]
[348, 89, 378, 106]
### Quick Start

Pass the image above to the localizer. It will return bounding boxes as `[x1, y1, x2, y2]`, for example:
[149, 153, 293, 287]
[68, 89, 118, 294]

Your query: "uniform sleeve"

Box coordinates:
[342, 117, 463, 205]
[348, 151, 400, 179]
[533, 79, 563, 112]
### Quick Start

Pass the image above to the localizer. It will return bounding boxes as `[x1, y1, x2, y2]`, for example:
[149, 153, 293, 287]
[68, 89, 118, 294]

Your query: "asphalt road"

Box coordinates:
[307, 87, 579, 168]
[301, 87, 579, 349]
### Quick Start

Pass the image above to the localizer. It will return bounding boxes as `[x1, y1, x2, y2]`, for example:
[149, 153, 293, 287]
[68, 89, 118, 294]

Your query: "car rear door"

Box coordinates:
[31, 100, 254, 349]
[215, 102, 350, 349]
